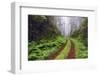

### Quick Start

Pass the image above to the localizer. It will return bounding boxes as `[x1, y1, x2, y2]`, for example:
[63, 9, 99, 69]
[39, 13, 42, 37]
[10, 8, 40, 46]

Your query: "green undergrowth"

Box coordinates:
[28, 36, 66, 60]
[71, 38, 88, 58]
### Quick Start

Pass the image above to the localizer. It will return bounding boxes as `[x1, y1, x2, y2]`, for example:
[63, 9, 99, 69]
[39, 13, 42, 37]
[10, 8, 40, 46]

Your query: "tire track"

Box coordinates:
[67, 40, 76, 59]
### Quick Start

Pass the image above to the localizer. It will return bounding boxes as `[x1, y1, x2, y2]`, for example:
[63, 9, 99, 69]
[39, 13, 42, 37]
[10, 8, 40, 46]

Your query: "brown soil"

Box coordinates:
[67, 40, 76, 59]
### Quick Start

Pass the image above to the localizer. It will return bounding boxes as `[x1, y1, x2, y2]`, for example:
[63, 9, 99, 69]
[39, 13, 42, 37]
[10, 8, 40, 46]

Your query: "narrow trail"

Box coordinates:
[67, 40, 76, 59]
[48, 39, 76, 59]
[48, 41, 67, 59]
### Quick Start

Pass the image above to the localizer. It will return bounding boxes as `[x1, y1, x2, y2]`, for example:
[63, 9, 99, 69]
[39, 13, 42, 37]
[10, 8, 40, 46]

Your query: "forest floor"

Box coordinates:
[28, 37, 87, 60]
[48, 39, 76, 59]
[48, 41, 67, 59]
[67, 40, 76, 59]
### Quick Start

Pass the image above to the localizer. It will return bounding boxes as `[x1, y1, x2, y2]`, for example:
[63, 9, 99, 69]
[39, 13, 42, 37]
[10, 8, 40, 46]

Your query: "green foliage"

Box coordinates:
[71, 38, 88, 58]
[28, 36, 66, 60]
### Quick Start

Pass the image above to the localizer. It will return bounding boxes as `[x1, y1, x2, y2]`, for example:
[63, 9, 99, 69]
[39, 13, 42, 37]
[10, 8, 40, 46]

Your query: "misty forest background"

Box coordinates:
[28, 15, 88, 60]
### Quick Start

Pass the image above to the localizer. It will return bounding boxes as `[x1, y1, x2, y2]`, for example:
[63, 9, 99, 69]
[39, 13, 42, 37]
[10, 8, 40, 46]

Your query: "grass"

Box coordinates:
[55, 39, 71, 59]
